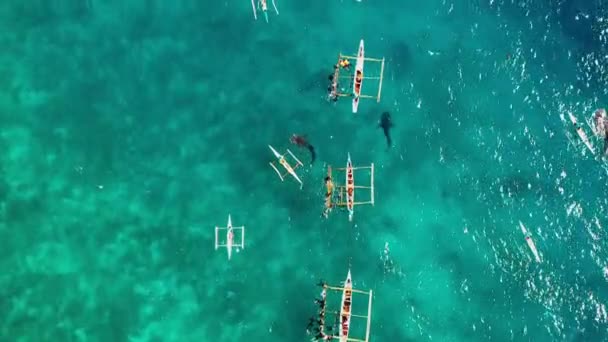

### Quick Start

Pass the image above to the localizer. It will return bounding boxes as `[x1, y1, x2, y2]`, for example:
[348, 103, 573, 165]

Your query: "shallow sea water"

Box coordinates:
[1, 1, 608, 341]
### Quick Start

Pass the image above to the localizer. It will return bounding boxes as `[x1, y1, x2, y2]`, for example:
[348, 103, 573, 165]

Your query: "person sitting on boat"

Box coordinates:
[355, 72, 363, 83]
[339, 59, 351, 69]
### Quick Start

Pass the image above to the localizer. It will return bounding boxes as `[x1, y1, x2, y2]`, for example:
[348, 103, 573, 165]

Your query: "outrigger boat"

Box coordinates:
[269, 145, 304, 189]
[352, 41, 365, 113]
[329, 39, 385, 114]
[339, 270, 353, 342]
[568, 111, 595, 155]
[345, 154, 355, 221]
[311, 270, 373, 342]
[214, 215, 245, 260]
[518, 221, 541, 263]
[324, 154, 374, 221]
[251, 0, 279, 23]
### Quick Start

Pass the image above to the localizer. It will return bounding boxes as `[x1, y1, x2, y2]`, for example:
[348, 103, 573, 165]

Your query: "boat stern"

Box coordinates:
[352, 97, 360, 114]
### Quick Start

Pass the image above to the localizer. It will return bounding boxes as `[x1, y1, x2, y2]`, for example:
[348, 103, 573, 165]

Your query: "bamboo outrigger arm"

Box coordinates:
[315, 272, 373, 342]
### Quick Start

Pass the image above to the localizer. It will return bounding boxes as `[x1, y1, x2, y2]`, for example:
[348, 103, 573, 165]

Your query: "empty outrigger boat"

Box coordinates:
[329, 39, 385, 114]
[312, 269, 373, 342]
[269, 145, 304, 189]
[214, 215, 245, 260]
[324, 154, 374, 221]
[251, 0, 279, 22]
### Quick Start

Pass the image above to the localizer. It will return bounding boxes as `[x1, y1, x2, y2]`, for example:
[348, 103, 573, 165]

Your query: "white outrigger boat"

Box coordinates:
[568, 111, 595, 155]
[345, 154, 355, 221]
[251, 0, 279, 23]
[518, 221, 541, 263]
[329, 39, 385, 114]
[339, 270, 353, 342]
[269, 145, 304, 189]
[324, 154, 374, 221]
[214, 215, 245, 260]
[352, 41, 365, 113]
[314, 270, 373, 342]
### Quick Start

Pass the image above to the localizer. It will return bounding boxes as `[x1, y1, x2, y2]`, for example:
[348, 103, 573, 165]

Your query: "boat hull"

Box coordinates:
[352, 40, 365, 113]
[340, 270, 353, 341]
[227, 228, 233, 260]
[519, 221, 541, 263]
[346, 154, 354, 221]
[227, 215, 233, 260]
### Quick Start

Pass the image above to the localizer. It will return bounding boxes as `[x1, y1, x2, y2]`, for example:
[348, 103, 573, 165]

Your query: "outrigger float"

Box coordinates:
[323, 154, 374, 221]
[251, 0, 279, 23]
[328, 39, 385, 114]
[269, 145, 304, 189]
[214, 215, 245, 260]
[310, 270, 373, 342]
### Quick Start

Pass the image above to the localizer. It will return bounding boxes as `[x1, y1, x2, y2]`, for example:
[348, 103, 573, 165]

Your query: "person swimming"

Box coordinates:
[290, 134, 316, 164]
[327, 74, 339, 102]
[339, 59, 351, 69]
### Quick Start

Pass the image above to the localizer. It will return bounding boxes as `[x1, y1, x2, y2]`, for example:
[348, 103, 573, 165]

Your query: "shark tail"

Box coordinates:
[307, 145, 316, 164]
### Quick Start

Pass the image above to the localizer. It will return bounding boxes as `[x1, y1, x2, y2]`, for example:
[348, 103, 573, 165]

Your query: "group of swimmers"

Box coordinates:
[380, 242, 404, 278]
[327, 58, 352, 102]
[306, 281, 337, 341]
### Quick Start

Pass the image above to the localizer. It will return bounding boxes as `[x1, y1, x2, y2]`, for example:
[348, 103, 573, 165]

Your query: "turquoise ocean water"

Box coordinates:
[2, 1, 608, 341]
